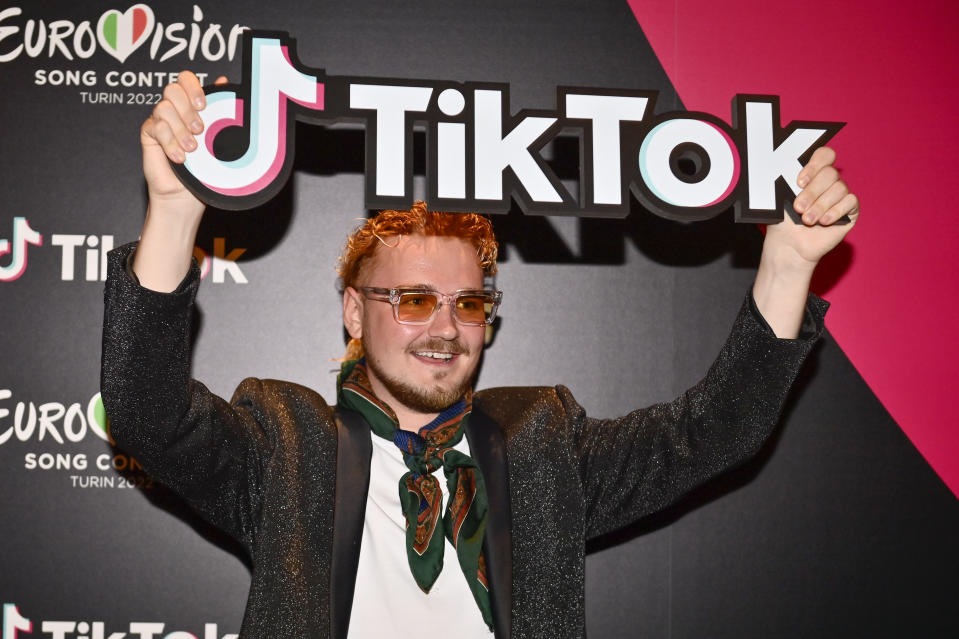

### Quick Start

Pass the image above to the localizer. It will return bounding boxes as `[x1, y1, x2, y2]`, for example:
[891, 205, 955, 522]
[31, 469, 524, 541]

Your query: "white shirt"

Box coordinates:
[347, 432, 494, 638]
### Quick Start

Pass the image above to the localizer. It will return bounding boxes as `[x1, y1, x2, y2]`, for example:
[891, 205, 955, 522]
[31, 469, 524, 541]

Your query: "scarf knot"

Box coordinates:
[337, 358, 493, 629]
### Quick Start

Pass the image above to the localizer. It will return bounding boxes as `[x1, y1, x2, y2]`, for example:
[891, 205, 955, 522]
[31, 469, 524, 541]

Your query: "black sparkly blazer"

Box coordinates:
[101, 243, 826, 639]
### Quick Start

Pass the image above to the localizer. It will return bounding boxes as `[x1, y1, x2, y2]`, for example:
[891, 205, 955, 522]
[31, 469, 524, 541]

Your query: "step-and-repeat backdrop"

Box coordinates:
[2, 1, 957, 637]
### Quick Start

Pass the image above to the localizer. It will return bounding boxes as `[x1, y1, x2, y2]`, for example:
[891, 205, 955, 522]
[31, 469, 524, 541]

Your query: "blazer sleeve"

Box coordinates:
[100, 242, 272, 550]
[570, 291, 829, 540]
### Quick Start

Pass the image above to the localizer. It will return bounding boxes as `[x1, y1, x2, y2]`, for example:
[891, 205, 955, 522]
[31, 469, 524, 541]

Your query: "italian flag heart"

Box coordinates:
[97, 4, 155, 63]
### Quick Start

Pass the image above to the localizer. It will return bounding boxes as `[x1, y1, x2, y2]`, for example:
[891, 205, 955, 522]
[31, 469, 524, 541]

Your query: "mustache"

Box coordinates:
[407, 338, 470, 356]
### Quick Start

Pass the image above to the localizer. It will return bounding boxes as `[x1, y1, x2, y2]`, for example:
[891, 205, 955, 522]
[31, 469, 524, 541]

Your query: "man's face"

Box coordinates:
[343, 234, 488, 418]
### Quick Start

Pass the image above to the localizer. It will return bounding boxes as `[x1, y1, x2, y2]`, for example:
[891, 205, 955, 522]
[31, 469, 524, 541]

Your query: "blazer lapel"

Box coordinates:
[331, 407, 373, 639]
[467, 403, 512, 639]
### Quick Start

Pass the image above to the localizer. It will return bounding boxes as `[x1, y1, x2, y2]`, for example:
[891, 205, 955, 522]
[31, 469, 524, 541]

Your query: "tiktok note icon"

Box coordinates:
[174, 32, 325, 210]
[0, 218, 43, 282]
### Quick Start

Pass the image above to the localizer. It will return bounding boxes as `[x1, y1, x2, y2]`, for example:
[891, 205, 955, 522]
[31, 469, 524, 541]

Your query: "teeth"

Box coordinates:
[416, 351, 454, 360]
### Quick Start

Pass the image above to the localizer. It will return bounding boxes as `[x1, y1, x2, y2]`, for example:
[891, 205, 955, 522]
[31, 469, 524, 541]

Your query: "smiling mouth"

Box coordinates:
[413, 350, 457, 363]
[408, 339, 469, 364]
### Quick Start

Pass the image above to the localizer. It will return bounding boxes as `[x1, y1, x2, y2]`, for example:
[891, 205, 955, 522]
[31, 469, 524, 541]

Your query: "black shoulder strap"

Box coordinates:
[467, 402, 513, 639]
[330, 406, 373, 639]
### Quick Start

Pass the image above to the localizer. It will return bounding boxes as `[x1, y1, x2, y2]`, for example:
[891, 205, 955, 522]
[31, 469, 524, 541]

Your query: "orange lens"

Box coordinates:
[396, 292, 438, 321]
[455, 295, 491, 324]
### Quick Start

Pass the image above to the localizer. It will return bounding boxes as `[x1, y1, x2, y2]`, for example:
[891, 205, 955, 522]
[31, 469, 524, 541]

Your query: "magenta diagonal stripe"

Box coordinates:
[626, 0, 959, 498]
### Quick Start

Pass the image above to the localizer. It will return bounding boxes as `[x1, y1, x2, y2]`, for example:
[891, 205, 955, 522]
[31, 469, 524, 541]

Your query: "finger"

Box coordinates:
[801, 174, 847, 225]
[162, 81, 204, 138]
[176, 70, 207, 110]
[141, 116, 184, 163]
[214, 75, 229, 86]
[797, 145, 837, 189]
[794, 165, 839, 223]
[147, 99, 195, 163]
[820, 192, 860, 226]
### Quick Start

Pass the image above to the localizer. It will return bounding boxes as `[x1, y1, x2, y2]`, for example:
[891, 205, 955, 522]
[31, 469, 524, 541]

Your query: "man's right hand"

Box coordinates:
[133, 71, 225, 292]
[142, 71, 231, 214]
[141, 71, 209, 212]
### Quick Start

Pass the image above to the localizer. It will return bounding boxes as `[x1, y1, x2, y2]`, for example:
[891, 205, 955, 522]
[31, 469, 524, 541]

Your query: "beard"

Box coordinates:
[363, 337, 475, 413]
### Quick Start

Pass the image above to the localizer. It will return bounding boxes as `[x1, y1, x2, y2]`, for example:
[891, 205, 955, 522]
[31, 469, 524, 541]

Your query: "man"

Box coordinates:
[101, 71, 859, 638]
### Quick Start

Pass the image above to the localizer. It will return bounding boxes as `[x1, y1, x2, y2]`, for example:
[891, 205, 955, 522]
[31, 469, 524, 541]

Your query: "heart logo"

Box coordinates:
[97, 4, 155, 63]
[89, 393, 114, 444]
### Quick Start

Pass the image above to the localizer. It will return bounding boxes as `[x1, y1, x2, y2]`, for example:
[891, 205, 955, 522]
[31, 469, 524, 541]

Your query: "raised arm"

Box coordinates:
[133, 71, 224, 291]
[101, 72, 274, 546]
[572, 289, 828, 539]
[577, 149, 858, 537]
[752, 146, 860, 337]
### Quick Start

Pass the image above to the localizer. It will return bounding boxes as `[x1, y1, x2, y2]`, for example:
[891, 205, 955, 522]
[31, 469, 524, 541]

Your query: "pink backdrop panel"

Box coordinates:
[627, 0, 959, 497]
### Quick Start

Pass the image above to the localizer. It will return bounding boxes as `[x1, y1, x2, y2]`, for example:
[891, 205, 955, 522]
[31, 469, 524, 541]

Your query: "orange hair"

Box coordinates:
[336, 201, 499, 361]
[336, 201, 498, 289]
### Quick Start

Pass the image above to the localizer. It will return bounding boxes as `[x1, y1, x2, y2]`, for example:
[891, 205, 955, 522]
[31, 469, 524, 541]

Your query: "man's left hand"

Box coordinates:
[752, 146, 860, 338]
[764, 146, 860, 268]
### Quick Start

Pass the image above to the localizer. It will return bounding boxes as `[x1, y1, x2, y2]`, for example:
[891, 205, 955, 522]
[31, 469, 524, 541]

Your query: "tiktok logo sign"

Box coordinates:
[177, 33, 324, 209]
[0, 218, 42, 282]
[175, 30, 843, 223]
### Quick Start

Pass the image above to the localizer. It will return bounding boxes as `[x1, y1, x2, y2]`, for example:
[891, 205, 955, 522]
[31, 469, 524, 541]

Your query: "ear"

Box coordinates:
[343, 287, 364, 339]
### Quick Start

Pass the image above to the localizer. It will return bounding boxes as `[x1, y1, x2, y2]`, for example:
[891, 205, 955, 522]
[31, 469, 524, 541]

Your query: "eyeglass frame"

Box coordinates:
[359, 286, 503, 326]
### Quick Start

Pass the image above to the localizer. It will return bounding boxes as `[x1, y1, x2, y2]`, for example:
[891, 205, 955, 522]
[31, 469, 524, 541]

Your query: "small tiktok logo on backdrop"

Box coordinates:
[0, 218, 42, 282]
[1, 602, 238, 638]
[0, 217, 248, 284]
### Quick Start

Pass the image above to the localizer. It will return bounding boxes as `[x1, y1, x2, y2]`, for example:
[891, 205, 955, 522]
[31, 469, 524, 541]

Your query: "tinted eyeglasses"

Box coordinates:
[360, 287, 503, 326]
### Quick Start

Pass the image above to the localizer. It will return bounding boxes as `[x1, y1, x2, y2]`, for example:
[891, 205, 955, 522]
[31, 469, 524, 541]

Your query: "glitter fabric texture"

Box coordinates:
[101, 242, 827, 638]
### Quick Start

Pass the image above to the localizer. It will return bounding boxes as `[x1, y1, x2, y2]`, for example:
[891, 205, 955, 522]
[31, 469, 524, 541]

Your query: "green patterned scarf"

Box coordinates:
[337, 358, 492, 628]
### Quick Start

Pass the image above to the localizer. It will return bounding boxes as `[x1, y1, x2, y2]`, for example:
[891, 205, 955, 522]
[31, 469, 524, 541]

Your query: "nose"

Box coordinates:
[427, 298, 460, 340]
